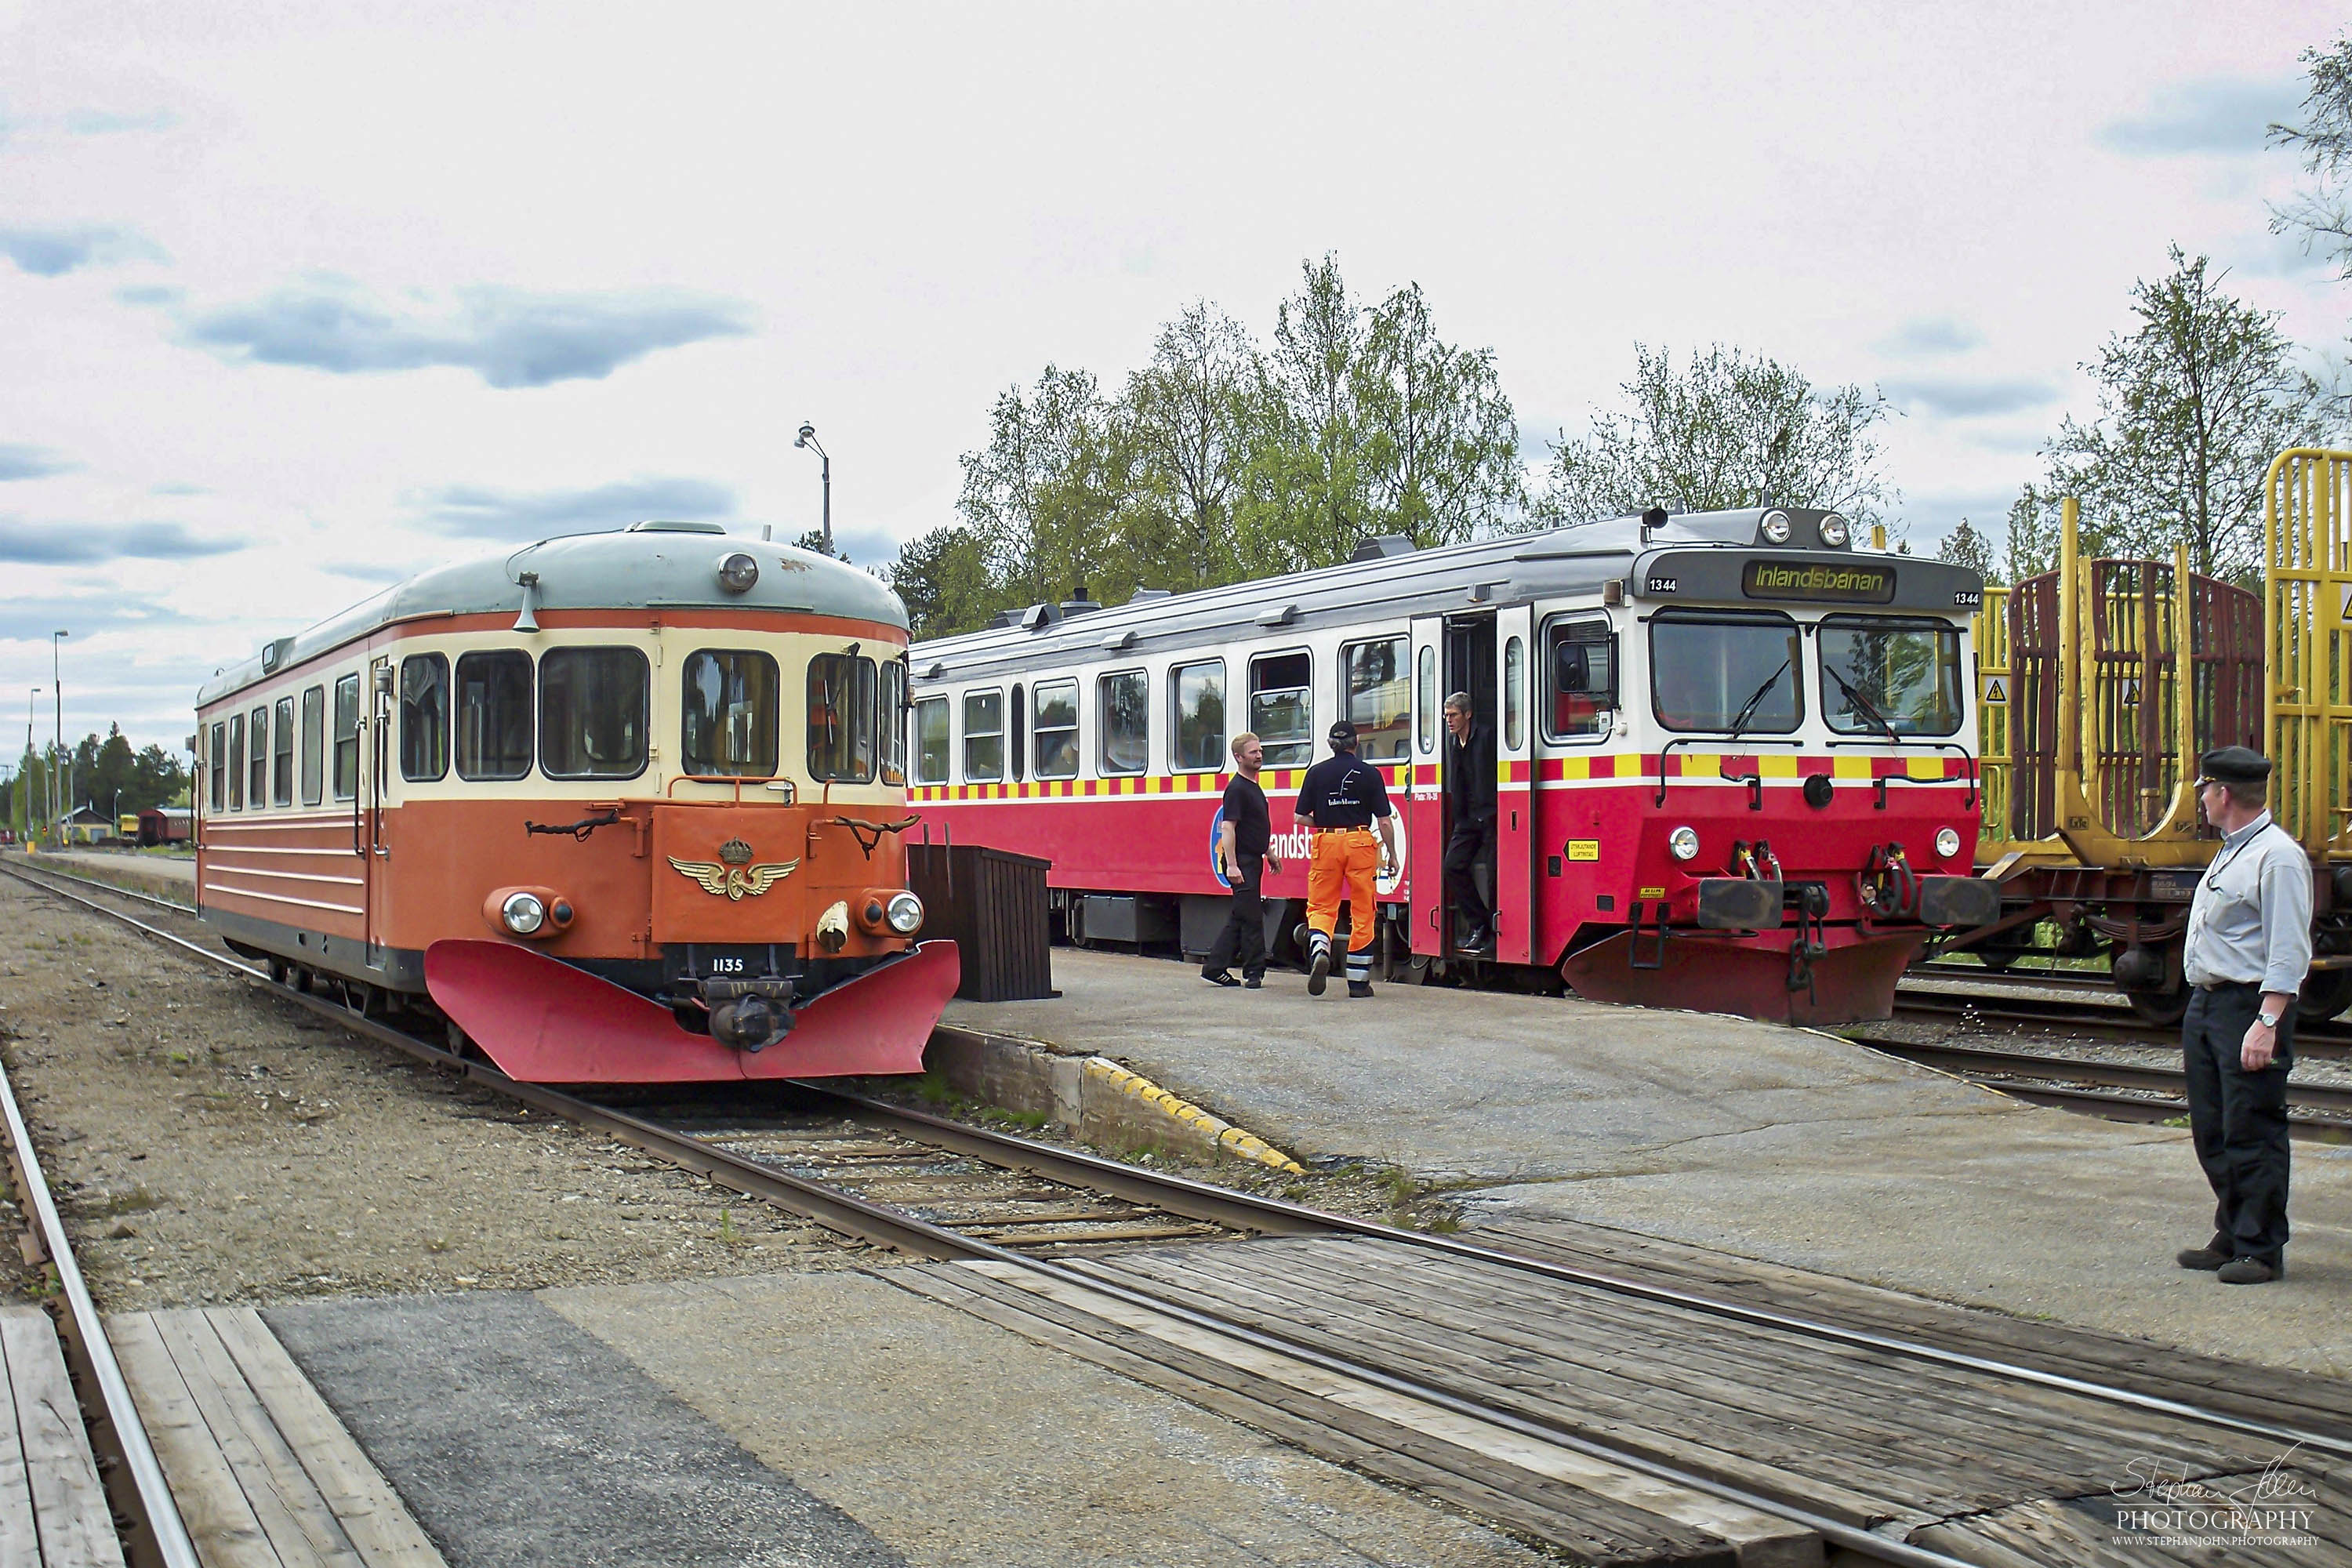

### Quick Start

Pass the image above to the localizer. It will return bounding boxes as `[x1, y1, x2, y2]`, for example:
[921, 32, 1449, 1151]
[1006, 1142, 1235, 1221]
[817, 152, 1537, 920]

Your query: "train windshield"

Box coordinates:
[1817, 616, 1965, 737]
[1649, 614, 1802, 734]
[681, 649, 779, 777]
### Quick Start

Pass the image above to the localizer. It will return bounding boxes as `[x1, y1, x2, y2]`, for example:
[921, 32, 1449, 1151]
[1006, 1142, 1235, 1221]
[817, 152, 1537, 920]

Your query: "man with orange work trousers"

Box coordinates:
[1294, 720, 1398, 998]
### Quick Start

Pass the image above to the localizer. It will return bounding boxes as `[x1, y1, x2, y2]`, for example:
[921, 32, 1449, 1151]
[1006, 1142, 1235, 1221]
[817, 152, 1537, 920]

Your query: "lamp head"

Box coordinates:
[796, 422, 815, 446]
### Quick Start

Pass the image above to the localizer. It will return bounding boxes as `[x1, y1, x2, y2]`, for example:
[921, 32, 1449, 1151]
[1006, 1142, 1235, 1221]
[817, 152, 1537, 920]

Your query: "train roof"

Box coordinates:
[910, 506, 1982, 681]
[198, 521, 906, 707]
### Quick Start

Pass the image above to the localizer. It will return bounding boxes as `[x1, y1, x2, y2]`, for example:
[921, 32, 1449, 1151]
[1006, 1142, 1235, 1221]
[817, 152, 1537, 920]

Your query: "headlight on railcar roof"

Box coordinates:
[1935, 826, 1962, 860]
[1759, 510, 1792, 544]
[1668, 826, 1700, 862]
[502, 891, 547, 935]
[886, 891, 924, 935]
[1818, 514, 1851, 547]
[718, 552, 760, 593]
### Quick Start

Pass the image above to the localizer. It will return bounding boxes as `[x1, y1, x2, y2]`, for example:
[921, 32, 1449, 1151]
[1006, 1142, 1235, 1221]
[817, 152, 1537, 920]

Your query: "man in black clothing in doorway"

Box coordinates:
[1203, 731, 1281, 988]
[1443, 691, 1497, 952]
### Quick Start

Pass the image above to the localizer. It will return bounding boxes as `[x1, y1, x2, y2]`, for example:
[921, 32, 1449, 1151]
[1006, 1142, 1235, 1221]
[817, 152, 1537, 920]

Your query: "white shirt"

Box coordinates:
[2182, 811, 2313, 994]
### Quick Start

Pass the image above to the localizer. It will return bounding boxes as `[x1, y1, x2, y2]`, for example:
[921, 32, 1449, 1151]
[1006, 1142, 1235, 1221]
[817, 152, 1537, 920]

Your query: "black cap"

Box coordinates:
[1327, 720, 1358, 747]
[2198, 746, 2272, 785]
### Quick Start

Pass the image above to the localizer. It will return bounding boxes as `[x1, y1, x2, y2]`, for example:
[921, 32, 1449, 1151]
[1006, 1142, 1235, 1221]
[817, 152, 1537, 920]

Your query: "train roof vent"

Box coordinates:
[1350, 535, 1415, 562]
[1058, 598, 1103, 617]
[626, 519, 729, 534]
[1127, 586, 1173, 604]
[1018, 602, 1056, 631]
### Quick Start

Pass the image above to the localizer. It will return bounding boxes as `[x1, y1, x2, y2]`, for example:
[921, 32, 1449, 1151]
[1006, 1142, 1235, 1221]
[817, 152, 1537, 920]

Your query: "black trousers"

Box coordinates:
[2181, 982, 2294, 1265]
[1445, 819, 1494, 933]
[1203, 855, 1266, 981]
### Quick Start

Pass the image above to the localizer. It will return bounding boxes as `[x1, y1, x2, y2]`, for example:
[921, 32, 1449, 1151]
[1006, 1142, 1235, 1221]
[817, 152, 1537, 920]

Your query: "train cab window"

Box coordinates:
[543, 647, 648, 780]
[1504, 637, 1525, 753]
[807, 652, 877, 783]
[1416, 646, 1437, 755]
[1033, 680, 1079, 779]
[963, 690, 1003, 781]
[209, 722, 226, 811]
[1171, 659, 1225, 772]
[880, 660, 909, 786]
[455, 652, 531, 781]
[227, 713, 245, 811]
[299, 688, 324, 804]
[681, 650, 778, 777]
[273, 696, 295, 805]
[400, 654, 451, 782]
[1544, 619, 1617, 741]
[1098, 671, 1148, 775]
[913, 696, 950, 785]
[1249, 652, 1312, 768]
[248, 707, 268, 808]
[1817, 616, 1964, 737]
[332, 674, 361, 799]
[1342, 637, 1410, 762]
[1649, 612, 1802, 734]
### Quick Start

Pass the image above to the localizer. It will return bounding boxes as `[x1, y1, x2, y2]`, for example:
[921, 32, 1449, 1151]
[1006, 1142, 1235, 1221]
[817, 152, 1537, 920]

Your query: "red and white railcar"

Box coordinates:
[193, 521, 956, 1080]
[907, 506, 1995, 1024]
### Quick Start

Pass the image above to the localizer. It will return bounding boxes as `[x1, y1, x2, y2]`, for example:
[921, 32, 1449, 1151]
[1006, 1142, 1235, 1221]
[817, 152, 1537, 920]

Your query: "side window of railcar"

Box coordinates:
[543, 647, 648, 781]
[1342, 637, 1410, 762]
[1171, 660, 1225, 772]
[1817, 615, 1964, 737]
[879, 660, 908, 786]
[227, 713, 245, 811]
[400, 654, 450, 782]
[1416, 646, 1437, 755]
[963, 690, 1003, 782]
[807, 653, 877, 784]
[209, 722, 226, 811]
[273, 697, 295, 805]
[249, 706, 268, 808]
[1033, 679, 1079, 779]
[1504, 637, 1525, 752]
[682, 650, 778, 777]
[1098, 671, 1148, 775]
[1009, 682, 1026, 782]
[913, 696, 950, 785]
[332, 675, 361, 800]
[1648, 612, 1800, 734]
[456, 652, 532, 781]
[299, 688, 324, 804]
[1249, 652, 1312, 768]
[1544, 619, 1618, 742]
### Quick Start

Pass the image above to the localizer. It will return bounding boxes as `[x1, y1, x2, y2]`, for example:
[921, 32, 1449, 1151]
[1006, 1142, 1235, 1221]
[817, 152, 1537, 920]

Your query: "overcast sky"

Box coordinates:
[2, 0, 2344, 761]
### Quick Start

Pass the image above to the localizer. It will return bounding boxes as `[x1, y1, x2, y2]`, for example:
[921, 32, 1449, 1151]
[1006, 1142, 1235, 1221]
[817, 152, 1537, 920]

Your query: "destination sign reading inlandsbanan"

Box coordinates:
[1740, 559, 1896, 604]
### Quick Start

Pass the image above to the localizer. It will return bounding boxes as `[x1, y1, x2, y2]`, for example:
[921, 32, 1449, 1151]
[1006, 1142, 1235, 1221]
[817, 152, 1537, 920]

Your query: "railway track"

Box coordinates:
[1896, 975, 2352, 1061]
[10, 853, 2352, 1568]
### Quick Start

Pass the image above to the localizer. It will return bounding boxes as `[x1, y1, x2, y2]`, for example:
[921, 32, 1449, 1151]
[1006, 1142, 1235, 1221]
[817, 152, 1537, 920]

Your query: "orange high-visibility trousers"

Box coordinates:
[1305, 828, 1380, 952]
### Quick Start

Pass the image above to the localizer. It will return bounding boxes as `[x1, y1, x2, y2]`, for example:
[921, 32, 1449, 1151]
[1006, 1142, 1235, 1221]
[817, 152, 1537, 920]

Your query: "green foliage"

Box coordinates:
[1936, 517, 1998, 585]
[1526, 344, 1896, 532]
[2003, 483, 2067, 583]
[2270, 35, 2352, 282]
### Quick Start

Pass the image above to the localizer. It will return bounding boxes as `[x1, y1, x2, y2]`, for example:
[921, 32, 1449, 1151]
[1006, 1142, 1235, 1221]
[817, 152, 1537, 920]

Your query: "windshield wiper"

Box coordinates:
[1824, 662, 1904, 746]
[1721, 659, 1791, 745]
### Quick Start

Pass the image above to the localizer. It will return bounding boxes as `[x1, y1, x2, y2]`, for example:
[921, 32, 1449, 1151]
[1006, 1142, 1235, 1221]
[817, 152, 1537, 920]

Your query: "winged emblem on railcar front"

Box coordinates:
[666, 855, 801, 900]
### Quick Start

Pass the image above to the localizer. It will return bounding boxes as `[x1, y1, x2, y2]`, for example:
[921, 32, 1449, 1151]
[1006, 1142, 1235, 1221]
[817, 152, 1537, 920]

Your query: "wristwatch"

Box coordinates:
[2258, 1010, 2284, 1029]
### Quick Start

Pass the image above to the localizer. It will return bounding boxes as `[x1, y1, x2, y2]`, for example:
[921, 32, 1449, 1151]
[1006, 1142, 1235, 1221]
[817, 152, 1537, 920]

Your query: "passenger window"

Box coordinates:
[401, 654, 450, 782]
[227, 713, 245, 811]
[880, 660, 908, 786]
[273, 696, 294, 805]
[209, 722, 226, 811]
[1098, 671, 1148, 775]
[456, 652, 532, 781]
[913, 697, 949, 785]
[1010, 682, 1026, 782]
[1546, 619, 1618, 741]
[332, 676, 360, 800]
[681, 649, 778, 777]
[1417, 645, 1437, 755]
[1033, 679, 1079, 779]
[963, 690, 1004, 781]
[543, 647, 648, 780]
[1342, 637, 1410, 762]
[807, 653, 877, 783]
[1504, 637, 1525, 753]
[1171, 660, 1226, 771]
[249, 707, 268, 808]
[1249, 652, 1312, 768]
[299, 688, 324, 804]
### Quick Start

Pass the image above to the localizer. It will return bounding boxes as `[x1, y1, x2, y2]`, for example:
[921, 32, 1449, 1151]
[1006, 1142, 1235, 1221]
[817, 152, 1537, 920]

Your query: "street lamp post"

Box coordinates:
[794, 422, 831, 556]
[23, 687, 35, 840]
[51, 630, 67, 830]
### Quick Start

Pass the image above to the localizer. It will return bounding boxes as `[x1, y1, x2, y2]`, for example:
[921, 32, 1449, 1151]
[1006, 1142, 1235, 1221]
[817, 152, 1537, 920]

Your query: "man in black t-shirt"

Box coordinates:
[1443, 692, 1497, 951]
[1295, 720, 1398, 998]
[1203, 732, 1281, 987]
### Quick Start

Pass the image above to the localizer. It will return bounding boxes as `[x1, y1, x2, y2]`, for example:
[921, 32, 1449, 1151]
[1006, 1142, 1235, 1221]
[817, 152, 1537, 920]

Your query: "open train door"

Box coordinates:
[1406, 613, 1445, 958]
[1492, 604, 1536, 964]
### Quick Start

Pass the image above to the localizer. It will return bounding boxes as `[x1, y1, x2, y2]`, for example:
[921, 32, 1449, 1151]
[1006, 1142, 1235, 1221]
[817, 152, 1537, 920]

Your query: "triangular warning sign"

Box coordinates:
[2122, 678, 2140, 702]
[1984, 677, 2007, 702]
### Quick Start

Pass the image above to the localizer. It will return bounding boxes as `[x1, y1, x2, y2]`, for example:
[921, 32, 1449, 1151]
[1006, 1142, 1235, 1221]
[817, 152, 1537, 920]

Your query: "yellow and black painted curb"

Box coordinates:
[1082, 1058, 1305, 1173]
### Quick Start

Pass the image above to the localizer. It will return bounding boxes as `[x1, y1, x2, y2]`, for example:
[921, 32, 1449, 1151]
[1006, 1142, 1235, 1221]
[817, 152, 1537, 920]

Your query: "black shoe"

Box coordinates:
[1461, 924, 1494, 953]
[1201, 971, 1240, 988]
[1347, 980, 1374, 998]
[2176, 1234, 2230, 1271]
[1243, 976, 1263, 989]
[2217, 1257, 2279, 1284]
[1307, 946, 1330, 996]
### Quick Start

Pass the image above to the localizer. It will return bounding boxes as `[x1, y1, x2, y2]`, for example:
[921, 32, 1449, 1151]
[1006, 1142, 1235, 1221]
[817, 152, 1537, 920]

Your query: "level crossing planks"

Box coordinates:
[1, 1305, 125, 1568]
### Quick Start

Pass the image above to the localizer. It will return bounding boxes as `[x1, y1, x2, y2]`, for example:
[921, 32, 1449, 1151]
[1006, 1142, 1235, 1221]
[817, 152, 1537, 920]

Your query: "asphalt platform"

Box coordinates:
[949, 948, 2352, 1378]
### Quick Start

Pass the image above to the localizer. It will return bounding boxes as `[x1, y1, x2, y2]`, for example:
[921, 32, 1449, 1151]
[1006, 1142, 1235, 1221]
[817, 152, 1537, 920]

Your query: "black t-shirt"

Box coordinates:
[1294, 753, 1392, 829]
[1448, 720, 1497, 827]
[1221, 773, 1271, 856]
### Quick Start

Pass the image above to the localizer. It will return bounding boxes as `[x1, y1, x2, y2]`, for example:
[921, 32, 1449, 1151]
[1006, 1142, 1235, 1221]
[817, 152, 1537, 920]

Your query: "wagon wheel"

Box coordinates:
[2299, 967, 2352, 1023]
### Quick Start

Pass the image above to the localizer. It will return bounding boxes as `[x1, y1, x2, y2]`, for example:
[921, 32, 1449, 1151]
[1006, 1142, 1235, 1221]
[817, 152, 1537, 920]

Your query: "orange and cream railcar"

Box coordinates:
[193, 521, 955, 1083]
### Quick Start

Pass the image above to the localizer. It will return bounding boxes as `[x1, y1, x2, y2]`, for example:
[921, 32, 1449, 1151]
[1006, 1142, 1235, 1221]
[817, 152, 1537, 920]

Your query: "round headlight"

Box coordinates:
[885, 891, 924, 935]
[1668, 826, 1700, 862]
[501, 891, 546, 935]
[1935, 826, 1962, 860]
[718, 552, 760, 593]
[1760, 510, 1792, 544]
[1818, 514, 1851, 548]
